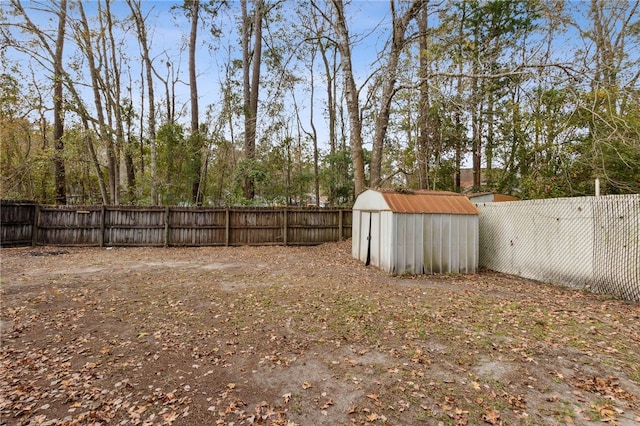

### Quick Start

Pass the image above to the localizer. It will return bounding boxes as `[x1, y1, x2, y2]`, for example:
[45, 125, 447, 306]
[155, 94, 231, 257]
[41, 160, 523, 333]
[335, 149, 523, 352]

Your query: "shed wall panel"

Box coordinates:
[380, 211, 394, 272]
[386, 213, 478, 275]
[395, 214, 422, 275]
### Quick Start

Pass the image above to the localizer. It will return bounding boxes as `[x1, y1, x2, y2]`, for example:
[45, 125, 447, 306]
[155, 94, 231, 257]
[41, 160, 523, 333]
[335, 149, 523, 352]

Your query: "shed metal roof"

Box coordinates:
[378, 190, 479, 215]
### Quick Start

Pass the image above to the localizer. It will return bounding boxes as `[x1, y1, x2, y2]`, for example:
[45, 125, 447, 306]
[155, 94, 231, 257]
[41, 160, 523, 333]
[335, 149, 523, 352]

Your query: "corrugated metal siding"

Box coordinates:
[380, 190, 479, 215]
[370, 212, 380, 267]
[379, 211, 394, 272]
[388, 213, 478, 275]
[352, 190, 479, 275]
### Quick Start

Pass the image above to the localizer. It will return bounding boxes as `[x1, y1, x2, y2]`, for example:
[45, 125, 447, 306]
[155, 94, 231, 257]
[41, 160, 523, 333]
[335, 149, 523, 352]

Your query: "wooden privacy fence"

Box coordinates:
[0, 202, 352, 247]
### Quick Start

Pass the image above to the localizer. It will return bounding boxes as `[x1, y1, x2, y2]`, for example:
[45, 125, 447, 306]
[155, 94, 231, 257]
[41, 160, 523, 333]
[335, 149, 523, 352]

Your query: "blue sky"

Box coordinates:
[5, 0, 635, 161]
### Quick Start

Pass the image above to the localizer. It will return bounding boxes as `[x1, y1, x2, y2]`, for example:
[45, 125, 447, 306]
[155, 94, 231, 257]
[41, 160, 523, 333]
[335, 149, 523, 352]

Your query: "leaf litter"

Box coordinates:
[1, 241, 639, 425]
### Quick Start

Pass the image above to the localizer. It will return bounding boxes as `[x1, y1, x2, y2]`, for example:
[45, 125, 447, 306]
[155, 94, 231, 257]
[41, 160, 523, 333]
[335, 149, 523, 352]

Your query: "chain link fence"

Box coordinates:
[477, 195, 639, 303]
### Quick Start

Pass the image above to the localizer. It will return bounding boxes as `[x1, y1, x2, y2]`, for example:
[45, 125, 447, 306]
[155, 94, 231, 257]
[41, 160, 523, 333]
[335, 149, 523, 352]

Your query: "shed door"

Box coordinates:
[360, 212, 380, 267]
[365, 212, 372, 265]
[353, 211, 371, 263]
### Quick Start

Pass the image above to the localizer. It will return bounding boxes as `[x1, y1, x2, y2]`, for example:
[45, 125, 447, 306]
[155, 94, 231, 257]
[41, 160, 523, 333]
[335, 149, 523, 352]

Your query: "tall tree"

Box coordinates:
[369, 0, 424, 189]
[302, 4, 348, 204]
[415, 4, 431, 190]
[102, 0, 135, 203]
[241, 0, 264, 199]
[575, 0, 640, 194]
[52, 0, 67, 204]
[313, 0, 366, 195]
[453, 0, 538, 190]
[187, 0, 204, 204]
[127, 0, 159, 205]
[74, 0, 120, 204]
[7, 0, 69, 203]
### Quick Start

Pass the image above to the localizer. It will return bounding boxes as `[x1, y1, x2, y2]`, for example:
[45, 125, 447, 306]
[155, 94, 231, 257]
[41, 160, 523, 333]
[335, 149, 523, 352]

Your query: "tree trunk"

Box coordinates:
[327, 0, 366, 196]
[189, 0, 203, 205]
[471, 28, 482, 191]
[369, 0, 423, 189]
[127, 0, 158, 204]
[53, 0, 67, 205]
[453, 5, 467, 193]
[82, 117, 110, 204]
[104, 0, 131, 204]
[77, 1, 116, 204]
[241, 0, 263, 200]
[308, 49, 320, 207]
[319, 39, 338, 203]
[416, 5, 430, 190]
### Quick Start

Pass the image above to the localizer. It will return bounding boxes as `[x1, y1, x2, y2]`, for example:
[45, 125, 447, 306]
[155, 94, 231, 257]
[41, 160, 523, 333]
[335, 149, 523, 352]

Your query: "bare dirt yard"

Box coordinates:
[1, 241, 639, 426]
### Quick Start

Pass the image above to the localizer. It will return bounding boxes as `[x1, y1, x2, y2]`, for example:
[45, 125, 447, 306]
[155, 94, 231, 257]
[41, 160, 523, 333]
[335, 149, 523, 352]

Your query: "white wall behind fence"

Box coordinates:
[477, 195, 639, 303]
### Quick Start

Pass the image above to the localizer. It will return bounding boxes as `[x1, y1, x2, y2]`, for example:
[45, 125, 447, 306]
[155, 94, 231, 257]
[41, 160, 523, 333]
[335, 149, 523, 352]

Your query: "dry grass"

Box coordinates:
[1, 241, 639, 425]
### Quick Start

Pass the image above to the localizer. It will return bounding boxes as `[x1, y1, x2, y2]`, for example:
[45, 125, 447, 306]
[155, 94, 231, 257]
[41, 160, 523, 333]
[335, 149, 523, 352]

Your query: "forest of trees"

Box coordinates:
[1, 0, 639, 206]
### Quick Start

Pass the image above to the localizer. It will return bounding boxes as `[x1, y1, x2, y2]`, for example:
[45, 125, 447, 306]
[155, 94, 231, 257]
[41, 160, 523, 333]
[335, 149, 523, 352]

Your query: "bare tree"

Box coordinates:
[127, 0, 159, 205]
[73, 0, 120, 204]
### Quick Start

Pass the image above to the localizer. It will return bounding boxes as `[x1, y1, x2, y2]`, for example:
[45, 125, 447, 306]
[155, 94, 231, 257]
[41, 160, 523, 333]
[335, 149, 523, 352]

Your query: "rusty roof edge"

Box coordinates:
[379, 191, 479, 215]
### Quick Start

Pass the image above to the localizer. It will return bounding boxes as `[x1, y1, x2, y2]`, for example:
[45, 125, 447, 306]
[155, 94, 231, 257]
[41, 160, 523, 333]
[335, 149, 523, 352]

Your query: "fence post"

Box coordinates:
[31, 204, 40, 246]
[225, 208, 230, 246]
[164, 206, 170, 247]
[283, 207, 288, 246]
[338, 209, 344, 241]
[99, 205, 106, 247]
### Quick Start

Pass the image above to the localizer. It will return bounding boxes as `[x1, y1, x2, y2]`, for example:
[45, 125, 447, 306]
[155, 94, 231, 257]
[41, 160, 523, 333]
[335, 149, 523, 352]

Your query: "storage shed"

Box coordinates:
[352, 189, 479, 275]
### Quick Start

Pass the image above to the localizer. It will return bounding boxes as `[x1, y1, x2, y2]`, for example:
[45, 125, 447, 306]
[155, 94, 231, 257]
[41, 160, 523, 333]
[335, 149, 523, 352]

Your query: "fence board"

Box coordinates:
[169, 208, 227, 246]
[0, 202, 352, 248]
[0, 202, 36, 246]
[105, 207, 168, 246]
[37, 206, 103, 246]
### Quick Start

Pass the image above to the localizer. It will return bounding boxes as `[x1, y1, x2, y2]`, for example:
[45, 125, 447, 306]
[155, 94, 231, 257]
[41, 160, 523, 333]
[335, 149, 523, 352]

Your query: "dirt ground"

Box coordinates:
[1, 241, 639, 426]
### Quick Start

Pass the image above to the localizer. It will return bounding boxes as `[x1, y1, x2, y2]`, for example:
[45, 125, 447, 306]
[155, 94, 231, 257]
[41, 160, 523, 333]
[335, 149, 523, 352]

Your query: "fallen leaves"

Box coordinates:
[320, 398, 334, 410]
[2, 243, 639, 426]
[569, 376, 636, 402]
[482, 407, 501, 425]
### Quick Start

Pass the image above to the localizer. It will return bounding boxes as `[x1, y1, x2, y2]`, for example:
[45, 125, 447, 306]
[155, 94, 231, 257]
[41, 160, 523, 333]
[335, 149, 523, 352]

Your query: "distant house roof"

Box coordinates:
[354, 189, 479, 215]
[466, 192, 520, 202]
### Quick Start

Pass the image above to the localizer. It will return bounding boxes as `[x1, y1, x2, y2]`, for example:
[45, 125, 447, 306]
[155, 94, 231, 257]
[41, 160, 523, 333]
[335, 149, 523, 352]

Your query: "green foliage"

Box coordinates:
[0, 73, 21, 119]
[3, 0, 639, 205]
[62, 127, 105, 204]
[320, 149, 354, 205]
[232, 158, 270, 203]
[156, 122, 191, 205]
